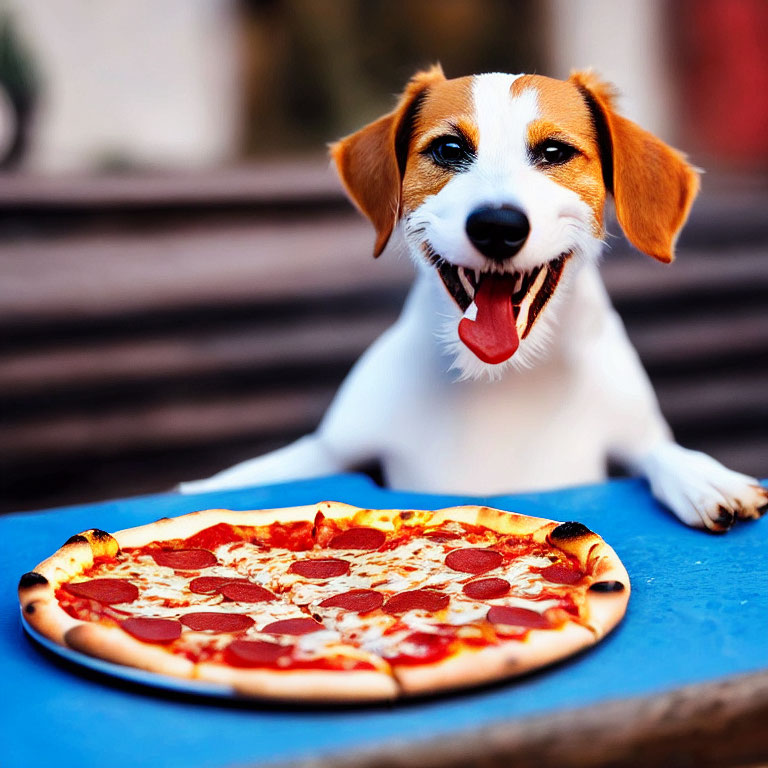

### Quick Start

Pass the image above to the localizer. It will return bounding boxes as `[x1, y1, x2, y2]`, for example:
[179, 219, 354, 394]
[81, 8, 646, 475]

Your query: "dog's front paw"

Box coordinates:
[641, 443, 767, 533]
[733, 483, 768, 521]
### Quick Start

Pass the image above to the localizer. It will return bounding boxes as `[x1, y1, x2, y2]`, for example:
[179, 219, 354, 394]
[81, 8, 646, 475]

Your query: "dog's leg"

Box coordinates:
[588, 279, 767, 531]
[178, 310, 418, 494]
[178, 433, 346, 494]
[604, 336, 768, 531]
[632, 441, 768, 532]
[177, 375, 384, 493]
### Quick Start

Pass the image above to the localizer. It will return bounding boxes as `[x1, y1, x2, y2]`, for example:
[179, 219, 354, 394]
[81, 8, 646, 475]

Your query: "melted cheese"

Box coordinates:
[73, 526, 584, 664]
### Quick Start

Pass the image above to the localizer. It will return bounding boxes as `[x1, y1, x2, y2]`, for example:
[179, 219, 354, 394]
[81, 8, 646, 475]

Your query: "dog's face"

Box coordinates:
[332, 67, 699, 377]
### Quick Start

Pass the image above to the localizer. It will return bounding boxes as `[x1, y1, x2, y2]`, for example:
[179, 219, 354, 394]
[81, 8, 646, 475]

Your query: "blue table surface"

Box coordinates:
[2, 474, 766, 768]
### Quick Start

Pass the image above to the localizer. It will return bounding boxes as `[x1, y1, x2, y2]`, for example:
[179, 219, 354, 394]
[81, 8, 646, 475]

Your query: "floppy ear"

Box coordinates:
[570, 70, 700, 263]
[330, 65, 445, 257]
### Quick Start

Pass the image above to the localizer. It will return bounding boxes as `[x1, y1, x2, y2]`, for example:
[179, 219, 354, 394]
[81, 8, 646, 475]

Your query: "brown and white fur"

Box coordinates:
[182, 67, 767, 532]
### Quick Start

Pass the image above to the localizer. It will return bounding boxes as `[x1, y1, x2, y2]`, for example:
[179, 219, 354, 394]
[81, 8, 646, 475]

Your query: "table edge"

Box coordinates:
[272, 667, 768, 768]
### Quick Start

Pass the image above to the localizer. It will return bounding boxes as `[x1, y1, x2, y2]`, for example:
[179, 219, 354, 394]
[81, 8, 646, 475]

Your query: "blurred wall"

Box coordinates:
[238, 0, 546, 155]
[5, 0, 242, 172]
[3, 0, 767, 173]
[678, 0, 768, 169]
[545, 0, 674, 138]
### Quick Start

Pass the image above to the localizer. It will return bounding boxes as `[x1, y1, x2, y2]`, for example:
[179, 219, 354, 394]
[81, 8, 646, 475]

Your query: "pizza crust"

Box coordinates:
[547, 521, 603, 562]
[583, 551, 631, 638]
[18, 501, 630, 702]
[434, 505, 558, 537]
[19, 575, 81, 646]
[65, 623, 195, 678]
[18, 539, 93, 644]
[195, 661, 398, 701]
[393, 621, 597, 696]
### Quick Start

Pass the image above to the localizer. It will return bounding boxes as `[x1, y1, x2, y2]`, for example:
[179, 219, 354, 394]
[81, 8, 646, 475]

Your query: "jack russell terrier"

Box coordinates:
[181, 67, 767, 533]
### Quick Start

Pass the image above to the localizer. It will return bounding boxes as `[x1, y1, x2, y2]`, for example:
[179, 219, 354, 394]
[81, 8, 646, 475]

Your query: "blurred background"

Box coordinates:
[0, 0, 766, 513]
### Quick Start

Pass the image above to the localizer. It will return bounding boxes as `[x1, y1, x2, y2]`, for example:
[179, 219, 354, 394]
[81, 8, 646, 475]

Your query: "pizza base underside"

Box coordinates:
[18, 502, 630, 702]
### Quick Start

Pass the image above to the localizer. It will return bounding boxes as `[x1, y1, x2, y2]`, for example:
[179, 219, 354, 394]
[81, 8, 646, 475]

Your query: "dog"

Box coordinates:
[181, 66, 767, 532]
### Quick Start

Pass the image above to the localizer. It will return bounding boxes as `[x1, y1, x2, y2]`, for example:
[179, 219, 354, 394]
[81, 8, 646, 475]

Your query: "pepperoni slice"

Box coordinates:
[220, 582, 275, 603]
[538, 564, 584, 585]
[328, 527, 386, 550]
[462, 577, 510, 600]
[487, 605, 552, 629]
[64, 578, 139, 604]
[152, 549, 217, 570]
[179, 612, 254, 632]
[288, 558, 350, 579]
[188, 576, 234, 595]
[387, 631, 453, 665]
[383, 589, 449, 614]
[319, 589, 384, 613]
[224, 639, 291, 668]
[445, 548, 503, 574]
[120, 617, 182, 644]
[261, 617, 323, 636]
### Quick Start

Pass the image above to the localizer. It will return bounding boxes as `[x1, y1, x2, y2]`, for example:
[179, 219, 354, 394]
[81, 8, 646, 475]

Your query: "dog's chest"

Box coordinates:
[381, 360, 609, 495]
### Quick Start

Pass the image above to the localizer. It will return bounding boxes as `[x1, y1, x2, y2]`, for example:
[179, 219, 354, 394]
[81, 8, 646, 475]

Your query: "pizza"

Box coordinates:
[18, 501, 629, 701]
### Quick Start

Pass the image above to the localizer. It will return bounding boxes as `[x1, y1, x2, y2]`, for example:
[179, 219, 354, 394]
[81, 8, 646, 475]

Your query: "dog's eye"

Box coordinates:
[534, 140, 578, 166]
[427, 136, 473, 169]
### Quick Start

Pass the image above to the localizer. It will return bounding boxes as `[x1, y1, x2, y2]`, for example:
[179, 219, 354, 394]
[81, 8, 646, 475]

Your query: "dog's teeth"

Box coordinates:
[515, 266, 549, 337]
[474, 269, 481, 283]
[463, 300, 478, 322]
[458, 267, 475, 298]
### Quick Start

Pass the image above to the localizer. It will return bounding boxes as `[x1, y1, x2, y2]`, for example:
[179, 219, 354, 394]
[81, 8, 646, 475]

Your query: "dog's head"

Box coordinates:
[331, 66, 699, 376]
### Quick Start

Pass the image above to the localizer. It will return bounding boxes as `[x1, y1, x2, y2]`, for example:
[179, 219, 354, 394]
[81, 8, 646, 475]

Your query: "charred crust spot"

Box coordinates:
[25, 604, 36, 614]
[155, 517, 172, 522]
[589, 581, 625, 593]
[757, 502, 768, 517]
[522, 256, 568, 340]
[64, 528, 118, 553]
[19, 571, 48, 589]
[399, 511, 414, 521]
[550, 521, 593, 540]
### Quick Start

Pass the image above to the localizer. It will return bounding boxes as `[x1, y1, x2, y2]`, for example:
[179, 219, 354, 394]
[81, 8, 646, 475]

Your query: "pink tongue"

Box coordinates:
[458, 274, 519, 364]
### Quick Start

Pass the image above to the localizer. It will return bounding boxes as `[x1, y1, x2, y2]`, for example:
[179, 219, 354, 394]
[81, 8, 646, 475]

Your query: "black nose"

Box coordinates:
[465, 206, 530, 262]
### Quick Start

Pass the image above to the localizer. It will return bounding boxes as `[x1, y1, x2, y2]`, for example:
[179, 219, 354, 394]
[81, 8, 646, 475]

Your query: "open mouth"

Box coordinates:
[424, 246, 570, 364]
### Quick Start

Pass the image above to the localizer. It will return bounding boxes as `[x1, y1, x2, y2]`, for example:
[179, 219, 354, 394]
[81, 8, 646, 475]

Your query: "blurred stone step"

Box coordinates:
[604, 248, 768, 306]
[0, 314, 394, 398]
[626, 311, 768, 374]
[1, 165, 766, 247]
[1, 385, 335, 461]
[1, 303, 766, 417]
[0, 161, 346, 232]
[2, 165, 766, 511]
[0, 218, 410, 330]
[656, 370, 768, 428]
[2, 350, 764, 458]
[1, 217, 767, 333]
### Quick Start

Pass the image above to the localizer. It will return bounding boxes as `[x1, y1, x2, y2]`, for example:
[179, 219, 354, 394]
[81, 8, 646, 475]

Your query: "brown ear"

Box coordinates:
[570, 70, 700, 263]
[330, 65, 445, 257]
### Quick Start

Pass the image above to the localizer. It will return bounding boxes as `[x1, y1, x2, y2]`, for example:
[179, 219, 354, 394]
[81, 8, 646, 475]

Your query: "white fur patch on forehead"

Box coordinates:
[472, 73, 539, 170]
